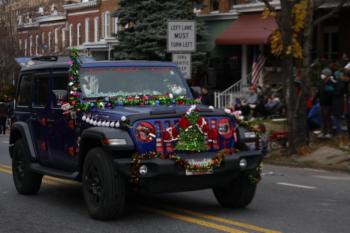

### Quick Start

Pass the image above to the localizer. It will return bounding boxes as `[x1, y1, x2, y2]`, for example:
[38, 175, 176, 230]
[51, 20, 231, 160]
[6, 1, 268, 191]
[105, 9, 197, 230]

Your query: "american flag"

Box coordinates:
[251, 52, 266, 86]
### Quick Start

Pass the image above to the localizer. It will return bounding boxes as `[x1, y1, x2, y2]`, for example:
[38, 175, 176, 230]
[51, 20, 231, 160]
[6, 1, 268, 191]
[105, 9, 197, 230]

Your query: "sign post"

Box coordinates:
[167, 20, 196, 80]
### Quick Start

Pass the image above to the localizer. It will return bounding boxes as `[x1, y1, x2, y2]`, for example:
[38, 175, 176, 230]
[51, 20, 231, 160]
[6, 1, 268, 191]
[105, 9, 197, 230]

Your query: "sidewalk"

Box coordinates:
[265, 142, 350, 173]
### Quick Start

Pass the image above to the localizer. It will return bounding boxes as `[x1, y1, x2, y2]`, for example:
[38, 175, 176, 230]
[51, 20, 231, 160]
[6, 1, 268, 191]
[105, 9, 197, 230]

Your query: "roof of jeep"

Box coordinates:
[20, 59, 178, 72]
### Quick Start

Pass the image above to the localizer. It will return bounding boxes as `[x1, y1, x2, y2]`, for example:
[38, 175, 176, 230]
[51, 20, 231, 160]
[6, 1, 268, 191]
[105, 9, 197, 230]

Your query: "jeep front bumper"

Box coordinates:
[113, 150, 262, 193]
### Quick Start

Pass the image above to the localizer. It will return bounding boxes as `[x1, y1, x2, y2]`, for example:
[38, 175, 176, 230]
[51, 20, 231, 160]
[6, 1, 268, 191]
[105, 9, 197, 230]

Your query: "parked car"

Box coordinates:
[10, 56, 263, 220]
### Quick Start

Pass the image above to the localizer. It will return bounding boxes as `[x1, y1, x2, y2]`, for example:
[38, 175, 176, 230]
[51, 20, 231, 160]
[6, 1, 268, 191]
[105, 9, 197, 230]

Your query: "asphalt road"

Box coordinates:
[0, 134, 349, 233]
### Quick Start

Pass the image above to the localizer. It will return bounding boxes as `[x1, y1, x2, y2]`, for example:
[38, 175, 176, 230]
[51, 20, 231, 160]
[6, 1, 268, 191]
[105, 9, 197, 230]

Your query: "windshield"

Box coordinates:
[80, 66, 189, 98]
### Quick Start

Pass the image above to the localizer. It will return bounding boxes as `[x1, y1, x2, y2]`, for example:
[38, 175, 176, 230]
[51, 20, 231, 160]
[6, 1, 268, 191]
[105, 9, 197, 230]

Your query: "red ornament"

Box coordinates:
[40, 142, 48, 151]
[39, 118, 47, 127]
[135, 122, 156, 143]
[68, 120, 75, 129]
[67, 146, 76, 156]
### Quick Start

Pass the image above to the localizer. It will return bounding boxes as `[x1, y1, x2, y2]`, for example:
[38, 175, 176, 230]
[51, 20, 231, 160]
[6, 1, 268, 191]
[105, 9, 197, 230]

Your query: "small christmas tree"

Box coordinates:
[175, 110, 208, 152]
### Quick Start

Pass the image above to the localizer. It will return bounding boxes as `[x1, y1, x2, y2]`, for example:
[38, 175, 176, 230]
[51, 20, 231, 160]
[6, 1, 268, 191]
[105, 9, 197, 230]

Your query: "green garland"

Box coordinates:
[131, 150, 229, 183]
[248, 163, 263, 185]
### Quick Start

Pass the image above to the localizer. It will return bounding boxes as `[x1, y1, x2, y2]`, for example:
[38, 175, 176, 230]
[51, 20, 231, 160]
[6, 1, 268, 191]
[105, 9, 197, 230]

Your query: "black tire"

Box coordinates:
[82, 148, 125, 220]
[213, 173, 256, 208]
[12, 139, 43, 195]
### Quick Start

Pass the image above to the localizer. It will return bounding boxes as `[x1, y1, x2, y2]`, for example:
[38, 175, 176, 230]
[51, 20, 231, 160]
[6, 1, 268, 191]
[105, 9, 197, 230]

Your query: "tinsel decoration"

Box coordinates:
[248, 163, 263, 185]
[175, 108, 209, 152]
[131, 149, 229, 183]
[66, 48, 82, 119]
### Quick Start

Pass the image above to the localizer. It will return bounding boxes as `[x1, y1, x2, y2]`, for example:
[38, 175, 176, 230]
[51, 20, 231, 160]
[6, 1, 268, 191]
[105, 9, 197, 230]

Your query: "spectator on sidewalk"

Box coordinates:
[0, 96, 8, 135]
[332, 70, 346, 135]
[317, 68, 335, 139]
[341, 63, 350, 138]
[200, 85, 214, 106]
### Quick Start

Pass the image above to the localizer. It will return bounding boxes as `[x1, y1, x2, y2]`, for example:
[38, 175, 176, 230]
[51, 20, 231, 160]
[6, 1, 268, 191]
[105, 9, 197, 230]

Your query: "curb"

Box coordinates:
[264, 159, 350, 174]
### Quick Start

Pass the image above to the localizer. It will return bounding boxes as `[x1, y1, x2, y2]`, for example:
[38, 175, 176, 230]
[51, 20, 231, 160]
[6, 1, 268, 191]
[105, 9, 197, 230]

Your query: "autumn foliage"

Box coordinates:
[263, 0, 308, 59]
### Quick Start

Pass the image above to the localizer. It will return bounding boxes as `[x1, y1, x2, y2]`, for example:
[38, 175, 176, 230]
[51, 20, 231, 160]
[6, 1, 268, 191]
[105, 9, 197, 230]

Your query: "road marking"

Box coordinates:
[0, 163, 281, 233]
[277, 182, 316, 190]
[166, 207, 282, 233]
[0, 164, 78, 185]
[141, 206, 247, 233]
[312, 175, 350, 181]
[0, 167, 11, 175]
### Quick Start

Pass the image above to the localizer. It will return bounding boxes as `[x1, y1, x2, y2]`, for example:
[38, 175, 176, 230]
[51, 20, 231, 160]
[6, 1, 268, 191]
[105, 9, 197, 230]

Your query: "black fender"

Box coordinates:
[79, 127, 135, 167]
[9, 122, 37, 161]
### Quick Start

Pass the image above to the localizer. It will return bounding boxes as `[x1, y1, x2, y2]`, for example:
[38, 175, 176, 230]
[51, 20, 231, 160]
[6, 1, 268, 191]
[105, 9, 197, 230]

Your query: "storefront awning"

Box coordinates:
[215, 14, 277, 45]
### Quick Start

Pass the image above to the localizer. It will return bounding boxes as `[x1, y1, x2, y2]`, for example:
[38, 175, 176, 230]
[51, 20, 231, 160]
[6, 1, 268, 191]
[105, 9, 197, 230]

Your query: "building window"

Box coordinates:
[35, 35, 39, 55]
[29, 35, 33, 56]
[69, 24, 73, 47]
[19, 39, 22, 50]
[94, 17, 99, 42]
[104, 11, 111, 38]
[85, 17, 90, 43]
[48, 32, 51, 49]
[114, 17, 119, 36]
[77, 23, 82, 46]
[211, 0, 219, 11]
[24, 39, 27, 56]
[62, 29, 66, 48]
[323, 26, 339, 60]
[54, 28, 58, 52]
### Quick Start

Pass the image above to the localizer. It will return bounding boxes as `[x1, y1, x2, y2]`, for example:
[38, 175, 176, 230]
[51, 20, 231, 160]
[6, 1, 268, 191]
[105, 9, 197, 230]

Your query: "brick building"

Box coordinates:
[64, 0, 119, 60]
[196, 0, 350, 94]
[16, 0, 119, 60]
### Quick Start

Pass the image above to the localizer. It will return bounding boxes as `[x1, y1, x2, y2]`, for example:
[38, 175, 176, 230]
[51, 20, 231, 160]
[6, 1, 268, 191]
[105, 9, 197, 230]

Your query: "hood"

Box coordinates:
[84, 105, 226, 123]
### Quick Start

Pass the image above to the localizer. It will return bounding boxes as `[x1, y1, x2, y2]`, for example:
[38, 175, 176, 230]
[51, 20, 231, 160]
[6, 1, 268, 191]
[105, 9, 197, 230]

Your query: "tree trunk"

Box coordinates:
[297, 0, 314, 148]
[279, 0, 297, 154]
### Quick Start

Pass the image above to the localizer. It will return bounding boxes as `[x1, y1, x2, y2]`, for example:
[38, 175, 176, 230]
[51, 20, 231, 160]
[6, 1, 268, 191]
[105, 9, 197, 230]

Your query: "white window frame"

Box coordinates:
[94, 16, 99, 42]
[104, 11, 111, 38]
[35, 35, 39, 55]
[77, 23, 82, 46]
[114, 17, 119, 35]
[29, 35, 33, 56]
[69, 24, 73, 47]
[48, 32, 51, 49]
[85, 17, 90, 43]
[54, 28, 58, 52]
[62, 28, 66, 49]
[42, 32, 45, 54]
[24, 39, 27, 56]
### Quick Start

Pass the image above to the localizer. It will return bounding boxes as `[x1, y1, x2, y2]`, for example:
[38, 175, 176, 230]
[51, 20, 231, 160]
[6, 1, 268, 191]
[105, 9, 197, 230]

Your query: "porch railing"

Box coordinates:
[214, 74, 251, 109]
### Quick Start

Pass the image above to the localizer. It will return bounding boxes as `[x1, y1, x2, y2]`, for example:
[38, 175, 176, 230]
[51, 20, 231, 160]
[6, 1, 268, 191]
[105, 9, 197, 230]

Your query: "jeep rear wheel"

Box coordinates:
[213, 173, 256, 208]
[12, 139, 43, 195]
[82, 148, 126, 220]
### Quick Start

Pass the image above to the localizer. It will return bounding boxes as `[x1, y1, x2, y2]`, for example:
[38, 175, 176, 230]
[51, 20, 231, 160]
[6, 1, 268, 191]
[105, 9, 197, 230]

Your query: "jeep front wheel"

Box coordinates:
[213, 173, 257, 208]
[12, 139, 43, 195]
[82, 148, 126, 220]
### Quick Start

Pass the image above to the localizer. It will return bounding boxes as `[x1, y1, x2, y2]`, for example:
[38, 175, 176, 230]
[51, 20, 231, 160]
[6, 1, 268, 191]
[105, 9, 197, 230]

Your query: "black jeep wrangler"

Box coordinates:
[10, 55, 263, 220]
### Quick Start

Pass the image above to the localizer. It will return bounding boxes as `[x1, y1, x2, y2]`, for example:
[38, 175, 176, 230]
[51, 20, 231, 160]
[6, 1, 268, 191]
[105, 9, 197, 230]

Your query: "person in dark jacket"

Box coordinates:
[332, 70, 345, 135]
[0, 96, 8, 135]
[200, 86, 214, 106]
[341, 63, 350, 138]
[318, 68, 335, 139]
